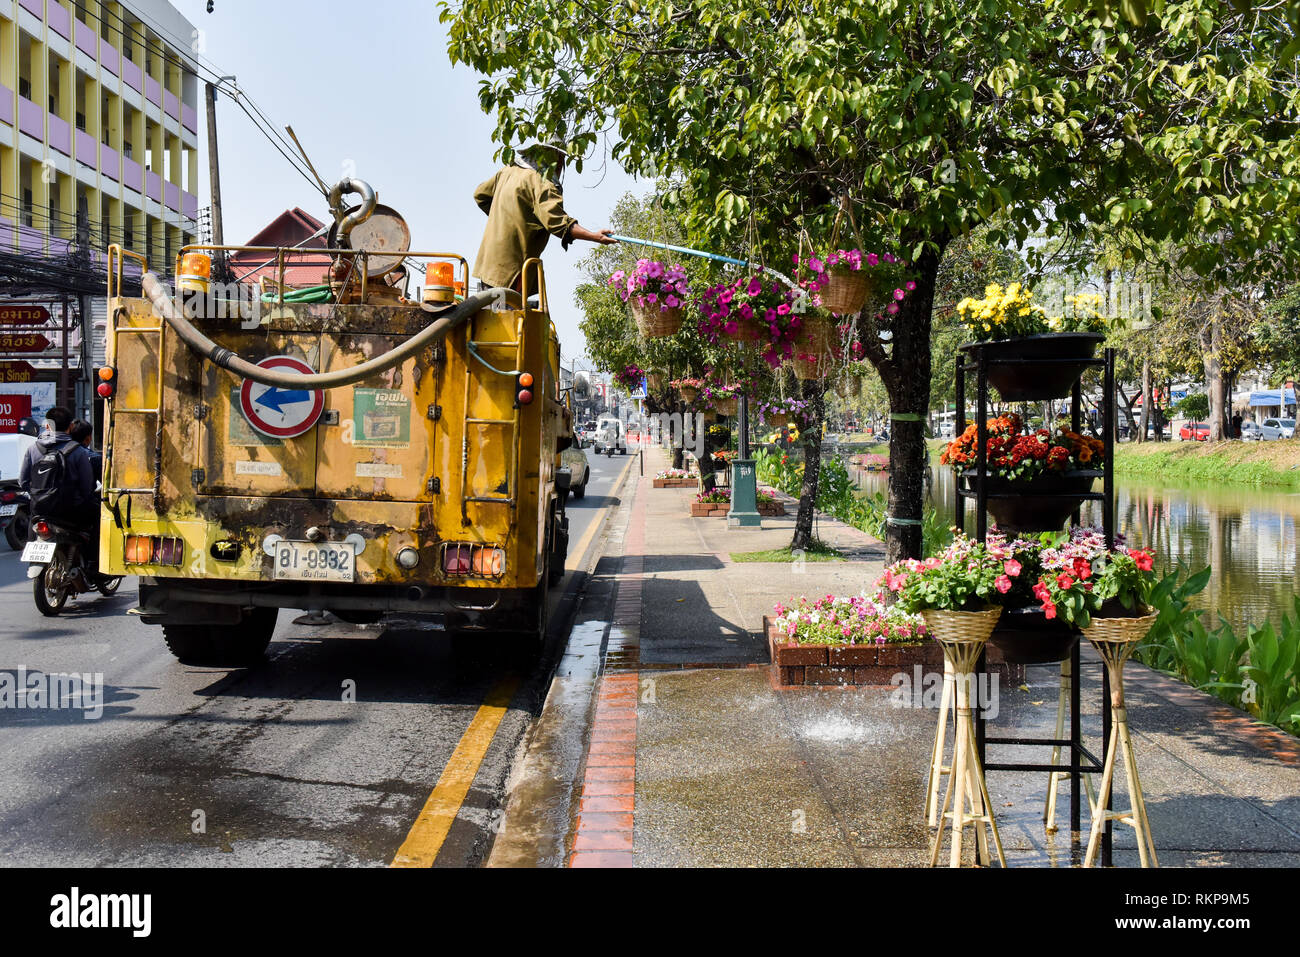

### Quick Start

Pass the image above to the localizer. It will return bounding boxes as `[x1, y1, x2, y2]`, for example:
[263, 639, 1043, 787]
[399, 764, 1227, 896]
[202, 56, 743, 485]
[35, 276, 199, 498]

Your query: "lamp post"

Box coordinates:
[727, 392, 762, 528]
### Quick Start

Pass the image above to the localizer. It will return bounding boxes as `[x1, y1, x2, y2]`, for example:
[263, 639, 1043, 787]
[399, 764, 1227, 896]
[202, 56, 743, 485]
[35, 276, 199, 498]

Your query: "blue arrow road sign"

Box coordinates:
[255, 386, 311, 414]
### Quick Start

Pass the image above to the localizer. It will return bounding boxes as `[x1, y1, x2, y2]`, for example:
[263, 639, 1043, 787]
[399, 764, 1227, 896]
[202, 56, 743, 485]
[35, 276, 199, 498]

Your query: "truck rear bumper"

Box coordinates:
[135, 577, 539, 630]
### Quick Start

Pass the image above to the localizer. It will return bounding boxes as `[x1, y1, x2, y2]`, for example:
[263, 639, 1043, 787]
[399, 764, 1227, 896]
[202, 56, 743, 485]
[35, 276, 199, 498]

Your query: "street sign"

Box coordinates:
[0, 362, 37, 384]
[0, 333, 51, 353]
[238, 355, 324, 439]
[0, 395, 32, 433]
[0, 305, 50, 326]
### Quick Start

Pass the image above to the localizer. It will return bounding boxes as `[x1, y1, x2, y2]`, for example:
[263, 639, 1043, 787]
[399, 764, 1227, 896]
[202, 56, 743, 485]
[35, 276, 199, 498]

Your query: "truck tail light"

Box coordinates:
[441, 543, 505, 580]
[515, 371, 534, 407]
[97, 366, 116, 399]
[125, 535, 184, 566]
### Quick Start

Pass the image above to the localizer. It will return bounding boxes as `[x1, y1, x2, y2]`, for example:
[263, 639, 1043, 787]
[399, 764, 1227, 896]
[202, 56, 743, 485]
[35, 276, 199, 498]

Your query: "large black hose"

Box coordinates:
[140, 272, 516, 389]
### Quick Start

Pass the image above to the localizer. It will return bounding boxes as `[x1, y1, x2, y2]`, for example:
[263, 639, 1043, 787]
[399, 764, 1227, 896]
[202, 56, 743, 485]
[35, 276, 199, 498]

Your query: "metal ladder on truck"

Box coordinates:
[104, 245, 167, 508]
[456, 259, 549, 527]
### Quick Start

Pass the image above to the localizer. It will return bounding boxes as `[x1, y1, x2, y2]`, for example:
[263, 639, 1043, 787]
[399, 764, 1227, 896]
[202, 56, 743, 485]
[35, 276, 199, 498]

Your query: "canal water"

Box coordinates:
[847, 462, 1300, 634]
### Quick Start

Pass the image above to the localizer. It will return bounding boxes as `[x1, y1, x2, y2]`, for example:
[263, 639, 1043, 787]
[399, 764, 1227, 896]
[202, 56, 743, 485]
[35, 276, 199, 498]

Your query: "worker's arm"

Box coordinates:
[473, 172, 499, 214]
[18, 446, 31, 492]
[567, 224, 619, 246]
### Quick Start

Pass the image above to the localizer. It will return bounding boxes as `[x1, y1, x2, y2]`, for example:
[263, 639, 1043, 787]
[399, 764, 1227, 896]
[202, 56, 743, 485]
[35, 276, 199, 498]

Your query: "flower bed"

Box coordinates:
[690, 486, 785, 517]
[764, 594, 1022, 687]
[654, 468, 697, 489]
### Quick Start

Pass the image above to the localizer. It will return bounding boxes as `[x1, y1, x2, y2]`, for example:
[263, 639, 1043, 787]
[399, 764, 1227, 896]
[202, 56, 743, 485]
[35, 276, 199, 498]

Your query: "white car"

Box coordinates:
[1261, 417, 1295, 440]
[1240, 420, 1264, 441]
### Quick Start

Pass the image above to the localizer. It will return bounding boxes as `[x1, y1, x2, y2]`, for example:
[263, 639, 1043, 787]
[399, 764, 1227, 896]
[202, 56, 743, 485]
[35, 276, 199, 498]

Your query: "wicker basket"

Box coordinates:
[678, 385, 699, 403]
[792, 355, 828, 380]
[820, 270, 874, 316]
[794, 316, 836, 359]
[920, 607, 1003, 645]
[1082, 610, 1159, 645]
[766, 412, 791, 429]
[837, 376, 862, 399]
[713, 395, 739, 416]
[647, 372, 665, 393]
[631, 300, 683, 338]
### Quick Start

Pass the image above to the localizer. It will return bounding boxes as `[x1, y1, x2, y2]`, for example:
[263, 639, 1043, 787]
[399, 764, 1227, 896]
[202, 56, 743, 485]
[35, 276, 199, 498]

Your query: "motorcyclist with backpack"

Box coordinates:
[19, 406, 98, 565]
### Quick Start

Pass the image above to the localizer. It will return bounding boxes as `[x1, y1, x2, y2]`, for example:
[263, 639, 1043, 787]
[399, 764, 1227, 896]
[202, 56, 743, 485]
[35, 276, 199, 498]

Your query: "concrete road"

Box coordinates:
[0, 449, 634, 867]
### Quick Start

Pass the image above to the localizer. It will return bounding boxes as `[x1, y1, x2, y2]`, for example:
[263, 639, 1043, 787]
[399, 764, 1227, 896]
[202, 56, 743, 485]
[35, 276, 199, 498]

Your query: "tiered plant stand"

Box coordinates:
[952, 341, 1121, 866]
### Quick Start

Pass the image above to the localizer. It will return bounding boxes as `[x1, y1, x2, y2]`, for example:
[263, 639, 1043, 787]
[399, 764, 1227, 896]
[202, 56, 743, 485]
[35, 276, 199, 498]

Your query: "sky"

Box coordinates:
[170, 0, 641, 365]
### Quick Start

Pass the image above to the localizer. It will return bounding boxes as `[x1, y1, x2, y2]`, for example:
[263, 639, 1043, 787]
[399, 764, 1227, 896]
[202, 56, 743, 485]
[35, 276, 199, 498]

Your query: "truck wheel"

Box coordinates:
[163, 608, 278, 666]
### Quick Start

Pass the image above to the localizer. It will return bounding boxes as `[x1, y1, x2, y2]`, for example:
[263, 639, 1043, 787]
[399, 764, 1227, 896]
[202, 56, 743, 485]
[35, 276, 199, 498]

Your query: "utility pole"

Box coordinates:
[205, 80, 226, 247]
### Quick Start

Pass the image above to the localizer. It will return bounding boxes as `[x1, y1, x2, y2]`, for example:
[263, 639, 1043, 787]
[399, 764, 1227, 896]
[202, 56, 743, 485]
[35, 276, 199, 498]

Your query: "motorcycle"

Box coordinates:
[1, 484, 28, 550]
[22, 516, 123, 616]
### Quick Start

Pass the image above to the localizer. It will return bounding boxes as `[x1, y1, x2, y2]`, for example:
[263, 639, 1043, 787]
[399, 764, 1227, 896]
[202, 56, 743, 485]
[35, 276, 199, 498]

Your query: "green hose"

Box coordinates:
[260, 284, 334, 304]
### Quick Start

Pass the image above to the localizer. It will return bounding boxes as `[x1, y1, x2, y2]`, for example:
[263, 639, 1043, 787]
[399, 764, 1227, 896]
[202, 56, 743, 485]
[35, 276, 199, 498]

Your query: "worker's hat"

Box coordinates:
[518, 141, 569, 184]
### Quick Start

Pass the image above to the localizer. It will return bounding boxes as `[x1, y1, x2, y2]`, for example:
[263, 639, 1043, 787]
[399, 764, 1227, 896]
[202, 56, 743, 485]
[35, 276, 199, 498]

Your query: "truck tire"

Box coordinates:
[163, 607, 279, 666]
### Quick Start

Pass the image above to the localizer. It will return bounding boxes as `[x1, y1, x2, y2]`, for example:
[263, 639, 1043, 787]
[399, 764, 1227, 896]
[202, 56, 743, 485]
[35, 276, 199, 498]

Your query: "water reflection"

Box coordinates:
[850, 464, 1300, 632]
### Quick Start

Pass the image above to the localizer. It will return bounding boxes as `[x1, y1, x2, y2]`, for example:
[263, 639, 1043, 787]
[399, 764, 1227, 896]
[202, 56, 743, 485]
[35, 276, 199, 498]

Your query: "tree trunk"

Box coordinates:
[1138, 359, 1152, 443]
[1202, 314, 1225, 441]
[790, 380, 826, 551]
[882, 247, 940, 562]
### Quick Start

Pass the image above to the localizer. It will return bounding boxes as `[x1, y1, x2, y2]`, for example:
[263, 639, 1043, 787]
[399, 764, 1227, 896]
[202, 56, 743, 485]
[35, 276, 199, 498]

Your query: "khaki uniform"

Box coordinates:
[472, 164, 577, 290]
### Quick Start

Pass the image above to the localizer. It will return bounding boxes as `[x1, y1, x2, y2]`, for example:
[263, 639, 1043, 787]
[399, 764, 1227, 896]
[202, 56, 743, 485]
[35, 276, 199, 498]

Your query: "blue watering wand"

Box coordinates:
[607, 235, 800, 292]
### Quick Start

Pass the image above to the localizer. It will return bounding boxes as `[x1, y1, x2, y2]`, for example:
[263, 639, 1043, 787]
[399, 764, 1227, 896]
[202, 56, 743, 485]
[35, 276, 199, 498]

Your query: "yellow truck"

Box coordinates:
[98, 184, 572, 665]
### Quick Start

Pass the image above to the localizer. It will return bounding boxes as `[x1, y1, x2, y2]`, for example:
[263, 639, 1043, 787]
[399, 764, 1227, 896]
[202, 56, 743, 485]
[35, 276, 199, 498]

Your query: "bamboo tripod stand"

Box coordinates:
[924, 659, 954, 828]
[1084, 622, 1160, 868]
[929, 636, 1007, 868]
[1044, 657, 1097, 831]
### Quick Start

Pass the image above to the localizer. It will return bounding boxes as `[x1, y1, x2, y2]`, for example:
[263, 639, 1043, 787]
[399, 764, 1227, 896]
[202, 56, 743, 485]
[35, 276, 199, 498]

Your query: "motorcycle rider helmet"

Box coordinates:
[16, 417, 39, 437]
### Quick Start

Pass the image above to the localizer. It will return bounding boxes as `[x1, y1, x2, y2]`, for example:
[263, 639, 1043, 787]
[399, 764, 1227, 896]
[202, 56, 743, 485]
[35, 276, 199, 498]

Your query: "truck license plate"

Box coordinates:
[273, 541, 355, 583]
[0, 504, 17, 517]
[22, 541, 56, 564]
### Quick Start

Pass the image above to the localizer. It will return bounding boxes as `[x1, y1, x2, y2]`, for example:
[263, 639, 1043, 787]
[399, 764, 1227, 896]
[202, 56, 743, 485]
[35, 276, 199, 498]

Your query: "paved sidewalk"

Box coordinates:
[564, 447, 1300, 867]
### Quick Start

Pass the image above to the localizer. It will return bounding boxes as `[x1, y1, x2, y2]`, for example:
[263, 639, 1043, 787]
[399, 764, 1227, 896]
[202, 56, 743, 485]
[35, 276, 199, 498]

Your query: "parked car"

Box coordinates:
[1240, 420, 1264, 441]
[1261, 417, 1296, 440]
[1178, 421, 1211, 441]
[559, 440, 591, 500]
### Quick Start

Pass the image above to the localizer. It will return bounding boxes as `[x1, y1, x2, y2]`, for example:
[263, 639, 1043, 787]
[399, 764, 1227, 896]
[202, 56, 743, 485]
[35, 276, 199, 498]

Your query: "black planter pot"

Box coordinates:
[989, 605, 1081, 664]
[962, 469, 1101, 532]
[961, 333, 1105, 402]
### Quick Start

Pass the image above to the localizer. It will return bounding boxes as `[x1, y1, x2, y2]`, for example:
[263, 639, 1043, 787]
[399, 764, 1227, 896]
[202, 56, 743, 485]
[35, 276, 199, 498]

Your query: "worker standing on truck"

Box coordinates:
[472, 142, 618, 293]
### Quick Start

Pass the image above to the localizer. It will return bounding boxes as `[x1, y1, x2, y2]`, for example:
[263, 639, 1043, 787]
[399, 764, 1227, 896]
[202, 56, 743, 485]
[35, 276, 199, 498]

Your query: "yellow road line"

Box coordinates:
[566, 453, 637, 573]
[390, 675, 521, 868]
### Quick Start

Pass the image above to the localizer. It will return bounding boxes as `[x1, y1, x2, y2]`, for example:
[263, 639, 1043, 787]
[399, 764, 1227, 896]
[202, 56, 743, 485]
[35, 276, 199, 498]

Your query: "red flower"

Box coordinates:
[1129, 549, 1154, 572]
[1072, 557, 1092, 580]
[1056, 572, 1076, 591]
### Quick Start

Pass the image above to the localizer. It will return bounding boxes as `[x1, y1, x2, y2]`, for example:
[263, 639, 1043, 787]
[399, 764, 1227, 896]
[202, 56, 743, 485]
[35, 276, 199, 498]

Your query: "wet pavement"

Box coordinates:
[506, 446, 1300, 868]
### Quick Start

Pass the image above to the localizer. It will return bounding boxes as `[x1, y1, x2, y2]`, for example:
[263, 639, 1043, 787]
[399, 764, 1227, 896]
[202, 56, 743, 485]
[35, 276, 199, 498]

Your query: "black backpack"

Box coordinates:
[29, 440, 82, 516]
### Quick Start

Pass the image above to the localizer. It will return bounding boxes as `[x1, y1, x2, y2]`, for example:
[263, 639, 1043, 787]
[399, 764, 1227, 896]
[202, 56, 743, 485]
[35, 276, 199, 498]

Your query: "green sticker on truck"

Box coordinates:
[352, 388, 411, 448]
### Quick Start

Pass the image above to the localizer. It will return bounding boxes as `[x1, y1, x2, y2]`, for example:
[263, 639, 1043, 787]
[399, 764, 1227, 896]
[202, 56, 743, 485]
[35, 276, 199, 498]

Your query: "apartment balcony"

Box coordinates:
[121, 154, 143, 193]
[75, 127, 96, 168]
[75, 17, 97, 59]
[101, 143, 119, 182]
[18, 94, 43, 141]
[0, 83, 13, 127]
[122, 58, 142, 93]
[47, 112, 70, 155]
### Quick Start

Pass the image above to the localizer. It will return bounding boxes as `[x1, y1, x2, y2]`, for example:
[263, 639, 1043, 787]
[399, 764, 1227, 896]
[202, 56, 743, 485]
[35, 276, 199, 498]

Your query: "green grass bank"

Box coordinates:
[1113, 439, 1300, 488]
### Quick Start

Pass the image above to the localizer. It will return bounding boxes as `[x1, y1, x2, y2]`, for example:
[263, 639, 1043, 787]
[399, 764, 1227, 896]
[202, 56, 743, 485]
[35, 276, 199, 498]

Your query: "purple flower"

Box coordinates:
[809, 257, 825, 273]
[747, 277, 763, 296]
[894, 288, 905, 301]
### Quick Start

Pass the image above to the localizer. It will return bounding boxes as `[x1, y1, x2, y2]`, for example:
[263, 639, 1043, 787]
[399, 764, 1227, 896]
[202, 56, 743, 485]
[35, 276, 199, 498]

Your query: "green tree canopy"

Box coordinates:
[443, 0, 1300, 558]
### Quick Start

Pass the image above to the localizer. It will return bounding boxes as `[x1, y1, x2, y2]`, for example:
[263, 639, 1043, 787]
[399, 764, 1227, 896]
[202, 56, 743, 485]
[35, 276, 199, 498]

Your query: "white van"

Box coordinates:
[593, 414, 625, 454]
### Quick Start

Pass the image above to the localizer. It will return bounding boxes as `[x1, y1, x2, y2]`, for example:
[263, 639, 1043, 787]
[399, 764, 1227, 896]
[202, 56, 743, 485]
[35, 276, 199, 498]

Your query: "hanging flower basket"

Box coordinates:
[767, 412, 792, 428]
[960, 469, 1102, 532]
[989, 606, 1081, 664]
[794, 315, 837, 359]
[919, 606, 1003, 646]
[821, 270, 874, 316]
[837, 376, 862, 399]
[631, 299, 683, 338]
[960, 333, 1105, 402]
[713, 395, 739, 416]
[793, 354, 829, 380]
[646, 372, 666, 393]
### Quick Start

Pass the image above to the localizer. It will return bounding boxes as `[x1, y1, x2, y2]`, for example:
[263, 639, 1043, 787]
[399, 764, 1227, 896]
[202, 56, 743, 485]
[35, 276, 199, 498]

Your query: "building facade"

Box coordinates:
[0, 0, 201, 268]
